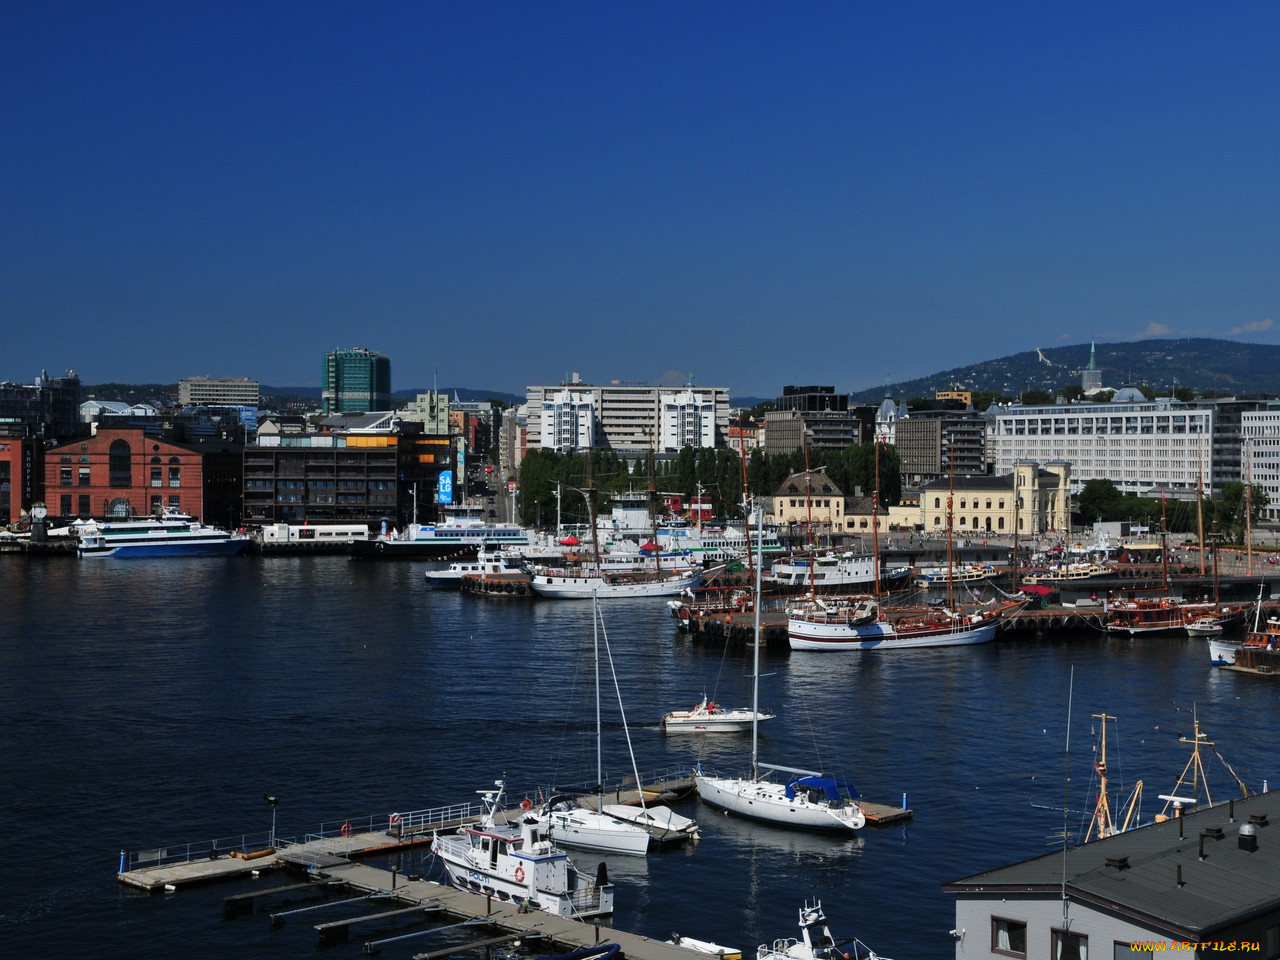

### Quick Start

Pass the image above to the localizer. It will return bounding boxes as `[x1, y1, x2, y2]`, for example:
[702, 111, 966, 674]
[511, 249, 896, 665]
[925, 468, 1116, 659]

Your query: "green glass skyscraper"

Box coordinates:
[322, 347, 392, 414]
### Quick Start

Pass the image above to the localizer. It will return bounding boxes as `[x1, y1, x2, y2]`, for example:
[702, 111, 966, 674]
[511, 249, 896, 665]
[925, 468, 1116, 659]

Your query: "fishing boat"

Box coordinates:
[73, 510, 247, 558]
[431, 780, 615, 918]
[758, 900, 895, 960]
[1211, 588, 1279, 671]
[661, 695, 775, 733]
[695, 506, 865, 833]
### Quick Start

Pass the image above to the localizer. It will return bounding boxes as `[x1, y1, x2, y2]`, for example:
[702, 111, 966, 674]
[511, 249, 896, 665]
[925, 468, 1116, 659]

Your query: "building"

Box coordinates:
[992, 390, 1214, 499]
[0, 369, 83, 441]
[178, 377, 260, 406]
[42, 427, 230, 523]
[322, 347, 392, 415]
[243, 418, 449, 527]
[895, 407, 988, 484]
[659, 389, 718, 452]
[1082, 339, 1104, 394]
[762, 409, 865, 456]
[0, 437, 43, 525]
[540, 389, 596, 452]
[777, 385, 848, 413]
[523, 377, 730, 455]
[918, 461, 1070, 536]
[1241, 404, 1280, 523]
[768, 467, 875, 539]
[945, 789, 1280, 959]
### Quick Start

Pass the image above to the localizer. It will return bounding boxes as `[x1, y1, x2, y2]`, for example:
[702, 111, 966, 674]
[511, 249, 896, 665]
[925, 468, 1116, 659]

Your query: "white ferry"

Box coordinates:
[74, 511, 247, 559]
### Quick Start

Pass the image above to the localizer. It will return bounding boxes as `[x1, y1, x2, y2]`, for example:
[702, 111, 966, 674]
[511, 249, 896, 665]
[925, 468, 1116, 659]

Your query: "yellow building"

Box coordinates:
[917, 461, 1070, 535]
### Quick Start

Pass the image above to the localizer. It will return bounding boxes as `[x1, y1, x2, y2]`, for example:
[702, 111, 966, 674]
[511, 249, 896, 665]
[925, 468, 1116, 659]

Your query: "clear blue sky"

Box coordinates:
[4, 2, 1278, 398]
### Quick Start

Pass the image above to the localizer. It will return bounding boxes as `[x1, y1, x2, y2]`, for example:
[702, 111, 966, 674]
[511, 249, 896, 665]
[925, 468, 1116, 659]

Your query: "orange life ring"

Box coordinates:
[520, 799, 532, 810]
[341, 822, 352, 837]
[389, 812, 402, 829]
[514, 865, 526, 882]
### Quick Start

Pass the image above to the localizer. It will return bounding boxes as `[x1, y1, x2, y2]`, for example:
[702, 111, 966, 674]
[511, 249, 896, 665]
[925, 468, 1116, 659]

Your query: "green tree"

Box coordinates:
[1077, 479, 1124, 523]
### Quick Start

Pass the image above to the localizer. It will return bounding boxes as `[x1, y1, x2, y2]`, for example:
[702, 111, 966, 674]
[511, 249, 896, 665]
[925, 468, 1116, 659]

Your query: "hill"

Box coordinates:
[849, 338, 1280, 404]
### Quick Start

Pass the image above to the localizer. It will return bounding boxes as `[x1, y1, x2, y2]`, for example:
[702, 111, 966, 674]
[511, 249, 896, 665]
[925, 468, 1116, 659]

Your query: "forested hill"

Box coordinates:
[849, 338, 1280, 404]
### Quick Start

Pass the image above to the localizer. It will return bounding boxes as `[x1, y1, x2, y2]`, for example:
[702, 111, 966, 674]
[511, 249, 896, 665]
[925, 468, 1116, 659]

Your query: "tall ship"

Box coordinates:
[350, 506, 532, 559]
[73, 511, 247, 559]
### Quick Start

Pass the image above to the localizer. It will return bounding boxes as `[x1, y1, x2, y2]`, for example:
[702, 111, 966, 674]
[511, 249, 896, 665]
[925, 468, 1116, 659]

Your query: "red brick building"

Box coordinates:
[0, 436, 44, 525]
[44, 427, 210, 521]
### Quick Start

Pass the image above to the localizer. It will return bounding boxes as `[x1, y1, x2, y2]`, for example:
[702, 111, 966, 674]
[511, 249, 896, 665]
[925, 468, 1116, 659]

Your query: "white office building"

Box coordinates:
[992, 389, 1214, 499]
[1242, 405, 1280, 522]
[659, 390, 716, 452]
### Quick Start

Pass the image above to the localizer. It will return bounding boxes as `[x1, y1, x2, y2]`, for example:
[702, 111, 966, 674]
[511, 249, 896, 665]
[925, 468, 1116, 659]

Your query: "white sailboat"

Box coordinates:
[535, 593, 681, 854]
[695, 506, 866, 833]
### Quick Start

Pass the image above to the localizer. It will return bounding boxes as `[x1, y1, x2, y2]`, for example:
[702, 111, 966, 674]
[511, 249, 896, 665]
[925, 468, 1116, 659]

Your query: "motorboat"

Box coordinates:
[529, 566, 700, 599]
[662, 695, 774, 734]
[669, 934, 742, 959]
[536, 794, 651, 855]
[426, 550, 525, 587]
[73, 510, 247, 558]
[758, 901, 895, 960]
[352, 506, 533, 560]
[431, 780, 614, 918]
[599, 802, 699, 844]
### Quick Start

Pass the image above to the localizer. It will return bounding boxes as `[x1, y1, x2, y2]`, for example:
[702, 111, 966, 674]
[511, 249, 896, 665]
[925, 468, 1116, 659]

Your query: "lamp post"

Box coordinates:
[263, 793, 279, 848]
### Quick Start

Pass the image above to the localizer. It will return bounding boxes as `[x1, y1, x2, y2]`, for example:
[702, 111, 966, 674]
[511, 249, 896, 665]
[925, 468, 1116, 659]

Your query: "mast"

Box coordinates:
[946, 446, 955, 611]
[1088, 713, 1116, 841]
[588, 458, 602, 579]
[1012, 465, 1020, 590]
[872, 437, 881, 600]
[1246, 438, 1254, 578]
[1196, 437, 1206, 577]
[804, 429, 815, 602]
[648, 431, 661, 575]
[750, 501, 763, 782]
[593, 590, 602, 795]
[738, 414, 754, 589]
[1159, 489, 1169, 597]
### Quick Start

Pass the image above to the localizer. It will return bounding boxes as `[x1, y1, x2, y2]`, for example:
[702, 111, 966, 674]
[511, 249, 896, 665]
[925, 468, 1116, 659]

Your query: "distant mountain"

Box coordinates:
[849, 338, 1280, 404]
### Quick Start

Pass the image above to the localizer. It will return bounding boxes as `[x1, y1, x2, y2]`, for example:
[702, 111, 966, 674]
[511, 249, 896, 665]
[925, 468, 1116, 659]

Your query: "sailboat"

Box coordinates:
[787, 446, 1023, 651]
[1082, 712, 1143, 843]
[695, 506, 866, 832]
[536, 593, 696, 851]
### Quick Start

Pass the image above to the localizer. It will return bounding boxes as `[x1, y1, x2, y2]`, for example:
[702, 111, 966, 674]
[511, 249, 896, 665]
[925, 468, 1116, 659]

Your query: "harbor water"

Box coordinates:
[3, 556, 1279, 959]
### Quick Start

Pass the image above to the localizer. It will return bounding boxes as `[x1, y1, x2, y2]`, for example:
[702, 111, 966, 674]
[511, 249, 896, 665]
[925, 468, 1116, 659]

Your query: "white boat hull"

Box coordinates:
[542, 808, 651, 855]
[600, 803, 699, 843]
[1208, 636, 1241, 667]
[694, 774, 864, 832]
[530, 571, 698, 598]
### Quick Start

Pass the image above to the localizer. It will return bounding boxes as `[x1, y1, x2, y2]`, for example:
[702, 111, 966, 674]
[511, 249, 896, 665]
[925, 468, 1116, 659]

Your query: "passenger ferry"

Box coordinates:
[73, 511, 247, 558]
[350, 506, 532, 560]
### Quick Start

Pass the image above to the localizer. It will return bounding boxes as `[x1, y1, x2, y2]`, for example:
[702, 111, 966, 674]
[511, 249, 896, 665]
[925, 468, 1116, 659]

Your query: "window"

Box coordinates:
[60, 494, 72, 516]
[77, 495, 90, 517]
[992, 918, 1026, 957]
[1114, 941, 1151, 958]
[109, 439, 132, 487]
[60, 466, 72, 487]
[151, 467, 162, 487]
[1053, 928, 1087, 960]
[169, 456, 181, 487]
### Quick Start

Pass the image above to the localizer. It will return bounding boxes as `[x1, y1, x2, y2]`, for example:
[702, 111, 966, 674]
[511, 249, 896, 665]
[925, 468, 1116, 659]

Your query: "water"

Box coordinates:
[2, 556, 1278, 959]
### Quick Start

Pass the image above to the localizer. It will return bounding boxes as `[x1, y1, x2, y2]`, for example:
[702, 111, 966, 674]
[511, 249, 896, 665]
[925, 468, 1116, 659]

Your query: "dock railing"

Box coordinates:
[120, 829, 277, 873]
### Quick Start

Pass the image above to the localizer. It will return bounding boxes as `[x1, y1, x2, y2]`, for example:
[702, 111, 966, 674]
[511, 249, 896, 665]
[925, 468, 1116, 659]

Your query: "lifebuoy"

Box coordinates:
[389, 812, 402, 829]
[341, 822, 352, 837]
[514, 865, 525, 882]
[520, 799, 532, 810]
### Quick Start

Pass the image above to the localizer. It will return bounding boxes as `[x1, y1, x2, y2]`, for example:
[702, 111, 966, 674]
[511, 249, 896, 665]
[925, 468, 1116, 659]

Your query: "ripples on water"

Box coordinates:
[2, 556, 1278, 959]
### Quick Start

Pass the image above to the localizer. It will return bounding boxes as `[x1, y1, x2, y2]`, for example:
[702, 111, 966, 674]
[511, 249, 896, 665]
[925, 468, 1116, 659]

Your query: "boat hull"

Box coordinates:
[529, 572, 698, 599]
[542, 808, 651, 855]
[78, 537, 247, 558]
[694, 775, 864, 831]
[1208, 636, 1240, 666]
[787, 617, 998, 651]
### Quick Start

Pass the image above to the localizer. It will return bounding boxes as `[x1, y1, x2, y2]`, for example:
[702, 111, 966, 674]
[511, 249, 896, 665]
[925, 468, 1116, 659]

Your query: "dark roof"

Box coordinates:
[944, 791, 1280, 939]
[773, 468, 843, 498]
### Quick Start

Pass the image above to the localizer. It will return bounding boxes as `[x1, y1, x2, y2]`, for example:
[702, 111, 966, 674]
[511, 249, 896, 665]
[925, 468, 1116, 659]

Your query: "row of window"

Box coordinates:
[57, 494, 180, 516]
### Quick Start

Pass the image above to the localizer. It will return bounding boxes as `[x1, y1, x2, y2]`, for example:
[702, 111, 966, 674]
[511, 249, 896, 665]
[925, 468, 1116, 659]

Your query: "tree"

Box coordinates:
[1077, 479, 1124, 523]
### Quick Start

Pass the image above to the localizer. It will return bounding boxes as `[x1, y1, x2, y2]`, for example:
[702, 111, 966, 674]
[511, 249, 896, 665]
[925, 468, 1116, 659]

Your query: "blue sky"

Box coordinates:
[4, 2, 1278, 398]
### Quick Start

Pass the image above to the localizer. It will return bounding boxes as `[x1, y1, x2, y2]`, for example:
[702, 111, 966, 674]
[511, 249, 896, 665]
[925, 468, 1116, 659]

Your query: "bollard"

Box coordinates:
[902, 792, 907, 810]
[119, 850, 126, 874]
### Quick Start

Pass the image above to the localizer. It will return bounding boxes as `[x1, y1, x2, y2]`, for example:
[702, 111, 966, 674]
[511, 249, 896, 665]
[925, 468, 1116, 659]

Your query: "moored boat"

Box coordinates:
[914, 562, 993, 587]
[352, 506, 532, 560]
[426, 551, 525, 587]
[73, 511, 247, 558]
[759, 900, 896, 960]
[529, 566, 700, 599]
[787, 595, 1023, 651]
[764, 550, 910, 593]
[662, 695, 774, 733]
[431, 780, 614, 918]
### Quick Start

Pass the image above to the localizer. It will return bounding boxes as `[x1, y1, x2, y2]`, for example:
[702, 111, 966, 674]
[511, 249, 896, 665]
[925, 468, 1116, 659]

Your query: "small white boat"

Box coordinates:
[669, 934, 742, 960]
[600, 802, 699, 844]
[758, 901, 896, 960]
[662, 696, 774, 734]
[529, 566, 700, 599]
[537, 794, 651, 855]
[431, 780, 614, 918]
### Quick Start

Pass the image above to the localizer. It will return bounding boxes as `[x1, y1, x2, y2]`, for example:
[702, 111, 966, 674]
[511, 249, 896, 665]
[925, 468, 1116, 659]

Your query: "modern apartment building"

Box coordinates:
[322, 347, 392, 415]
[178, 376, 260, 406]
[524, 378, 730, 454]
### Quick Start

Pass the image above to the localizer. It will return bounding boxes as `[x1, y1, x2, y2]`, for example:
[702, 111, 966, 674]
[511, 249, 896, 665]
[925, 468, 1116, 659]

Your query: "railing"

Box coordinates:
[119, 829, 276, 873]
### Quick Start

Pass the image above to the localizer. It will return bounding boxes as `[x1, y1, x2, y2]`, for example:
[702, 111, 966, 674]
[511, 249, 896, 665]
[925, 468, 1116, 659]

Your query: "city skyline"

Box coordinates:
[5, 3, 1278, 397]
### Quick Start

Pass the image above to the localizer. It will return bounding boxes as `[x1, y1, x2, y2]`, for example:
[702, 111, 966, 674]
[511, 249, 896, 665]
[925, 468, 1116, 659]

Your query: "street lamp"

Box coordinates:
[263, 793, 279, 848]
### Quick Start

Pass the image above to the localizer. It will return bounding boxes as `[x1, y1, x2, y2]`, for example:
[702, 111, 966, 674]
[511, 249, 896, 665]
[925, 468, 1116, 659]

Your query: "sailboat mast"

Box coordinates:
[1159, 490, 1169, 597]
[804, 430, 815, 602]
[648, 432, 661, 575]
[946, 447, 955, 611]
[873, 437, 881, 600]
[593, 591, 602, 793]
[738, 415, 754, 588]
[750, 501, 763, 782]
[1089, 713, 1116, 841]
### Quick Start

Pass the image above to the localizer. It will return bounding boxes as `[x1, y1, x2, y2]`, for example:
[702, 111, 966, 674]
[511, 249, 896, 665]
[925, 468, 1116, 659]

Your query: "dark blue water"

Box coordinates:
[3, 556, 1278, 959]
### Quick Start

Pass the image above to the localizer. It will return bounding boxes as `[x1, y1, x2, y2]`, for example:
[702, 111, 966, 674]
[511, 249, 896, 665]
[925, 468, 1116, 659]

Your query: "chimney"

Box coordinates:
[1239, 822, 1259, 852]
